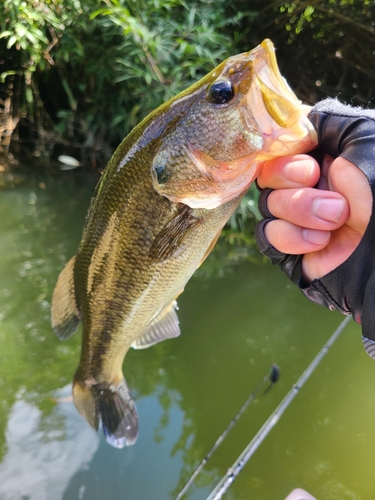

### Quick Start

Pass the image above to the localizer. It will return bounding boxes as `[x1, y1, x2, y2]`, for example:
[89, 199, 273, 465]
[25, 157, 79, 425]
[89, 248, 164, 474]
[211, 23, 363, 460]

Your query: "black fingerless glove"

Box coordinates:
[255, 98, 375, 359]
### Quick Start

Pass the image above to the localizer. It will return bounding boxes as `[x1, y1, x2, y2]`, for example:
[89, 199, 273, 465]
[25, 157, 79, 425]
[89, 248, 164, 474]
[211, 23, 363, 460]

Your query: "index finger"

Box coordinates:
[257, 154, 321, 190]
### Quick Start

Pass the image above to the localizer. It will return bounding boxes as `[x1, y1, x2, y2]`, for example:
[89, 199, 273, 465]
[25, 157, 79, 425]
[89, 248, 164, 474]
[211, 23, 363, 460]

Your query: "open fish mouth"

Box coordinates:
[254, 39, 300, 110]
[245, 39, 317, 157]
[150, 39, 317, 210]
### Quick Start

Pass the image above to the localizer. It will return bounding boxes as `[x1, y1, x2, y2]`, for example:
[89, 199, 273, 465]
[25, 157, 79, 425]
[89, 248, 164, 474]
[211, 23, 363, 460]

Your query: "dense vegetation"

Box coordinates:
[0, 0, 250, 169]
[1, 0, 374, 172]
[248, 1, 375, 107]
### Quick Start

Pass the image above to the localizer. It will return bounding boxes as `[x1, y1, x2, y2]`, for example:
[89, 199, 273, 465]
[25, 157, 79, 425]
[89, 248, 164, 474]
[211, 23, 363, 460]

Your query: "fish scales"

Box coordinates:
[51, 39, 317, 447]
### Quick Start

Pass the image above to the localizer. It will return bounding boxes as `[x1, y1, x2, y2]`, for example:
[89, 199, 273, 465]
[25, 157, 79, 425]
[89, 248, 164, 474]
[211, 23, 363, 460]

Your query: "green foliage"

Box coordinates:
[89, 0, 246, 132]
[243, 0, 375, 106]
[0, 0, 250, 167]
[1, 0, 375, 165]
[0, 0, 65, 74]
[0, 0, 89, 160]
[85, 0, 249, 145]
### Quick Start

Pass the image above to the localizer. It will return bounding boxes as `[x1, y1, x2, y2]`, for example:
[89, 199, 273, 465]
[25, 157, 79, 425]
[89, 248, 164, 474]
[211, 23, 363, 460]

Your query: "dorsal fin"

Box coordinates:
[131, 300, 180, 349]
[51, 256, 80, 340]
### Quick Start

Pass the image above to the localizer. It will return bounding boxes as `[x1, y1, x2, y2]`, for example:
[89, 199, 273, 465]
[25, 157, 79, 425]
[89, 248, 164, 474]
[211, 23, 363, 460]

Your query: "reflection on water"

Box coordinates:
[0, 174, 375, 500]
[0, 385, 99, 500]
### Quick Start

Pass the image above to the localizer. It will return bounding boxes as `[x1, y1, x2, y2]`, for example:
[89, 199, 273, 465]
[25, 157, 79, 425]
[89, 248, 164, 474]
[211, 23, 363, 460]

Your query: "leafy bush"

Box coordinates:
[240, 0, 375, 107]
[91, 0, 248, 129]
[0, 0, 90, 161]
[0, 0, 250, 168]
[2, 0, 374, 170]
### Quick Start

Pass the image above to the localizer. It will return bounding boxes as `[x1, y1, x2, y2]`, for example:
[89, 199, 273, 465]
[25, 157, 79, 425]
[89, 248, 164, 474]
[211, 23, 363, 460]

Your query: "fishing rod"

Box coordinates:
[207, 314, 352, 500]
[175, 364, 280, 500]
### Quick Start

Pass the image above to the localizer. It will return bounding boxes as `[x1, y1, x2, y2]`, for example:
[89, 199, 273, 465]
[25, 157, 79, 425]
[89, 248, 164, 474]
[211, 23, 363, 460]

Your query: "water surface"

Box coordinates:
[0, 174, 374, 500]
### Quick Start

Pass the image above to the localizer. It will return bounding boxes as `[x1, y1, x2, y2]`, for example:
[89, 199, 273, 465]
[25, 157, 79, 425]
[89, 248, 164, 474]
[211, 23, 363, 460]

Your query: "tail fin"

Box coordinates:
[73, 377, 138, 448]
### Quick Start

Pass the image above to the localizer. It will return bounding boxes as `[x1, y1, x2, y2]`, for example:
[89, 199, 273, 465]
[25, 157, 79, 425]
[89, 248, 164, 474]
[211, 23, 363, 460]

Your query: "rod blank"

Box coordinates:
[175, 365, 280, 500]
[207, 315, 352, 500]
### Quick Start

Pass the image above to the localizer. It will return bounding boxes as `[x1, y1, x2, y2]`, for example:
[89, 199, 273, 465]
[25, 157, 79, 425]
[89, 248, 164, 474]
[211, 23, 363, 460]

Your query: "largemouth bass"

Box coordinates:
[51, 39, 317, 448]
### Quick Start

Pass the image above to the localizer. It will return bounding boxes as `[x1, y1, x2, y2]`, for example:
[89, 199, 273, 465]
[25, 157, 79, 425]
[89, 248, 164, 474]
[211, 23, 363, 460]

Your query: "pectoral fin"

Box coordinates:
[51, 256, 80, 340]
[131, 300, 180, 349]
[148, 205, 200, 263]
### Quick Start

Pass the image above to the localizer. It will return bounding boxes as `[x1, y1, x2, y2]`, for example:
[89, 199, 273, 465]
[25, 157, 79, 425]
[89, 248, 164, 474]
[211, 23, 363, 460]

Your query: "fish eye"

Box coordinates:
[208, 80, 234, 105]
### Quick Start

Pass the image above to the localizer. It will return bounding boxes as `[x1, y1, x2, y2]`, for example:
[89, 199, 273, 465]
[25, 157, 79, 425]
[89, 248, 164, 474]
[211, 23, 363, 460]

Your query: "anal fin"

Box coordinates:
[51, 256, 80, 340]
[131, 300, 180, 350]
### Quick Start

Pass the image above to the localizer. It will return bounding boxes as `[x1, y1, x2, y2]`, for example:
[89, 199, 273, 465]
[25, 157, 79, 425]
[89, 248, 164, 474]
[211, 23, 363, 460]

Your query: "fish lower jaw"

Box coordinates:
[258, 128, 318, 160]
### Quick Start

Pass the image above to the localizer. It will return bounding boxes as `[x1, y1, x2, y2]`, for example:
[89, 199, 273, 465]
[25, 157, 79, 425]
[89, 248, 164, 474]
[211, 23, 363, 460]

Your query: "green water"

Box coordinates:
[0, 174, 374, 500]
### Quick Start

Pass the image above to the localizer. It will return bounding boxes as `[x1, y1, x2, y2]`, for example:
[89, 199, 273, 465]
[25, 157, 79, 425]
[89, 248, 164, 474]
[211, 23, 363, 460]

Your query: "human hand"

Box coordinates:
[257, 153, 371, 282]
[254, 98, 375, 356]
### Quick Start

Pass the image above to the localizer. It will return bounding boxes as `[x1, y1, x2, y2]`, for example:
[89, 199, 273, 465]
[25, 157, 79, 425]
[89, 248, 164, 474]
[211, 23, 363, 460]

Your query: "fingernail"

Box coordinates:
[302, 229, 330, 245]
[312, 198, 344, 223]
[284, 160, 315, 184]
